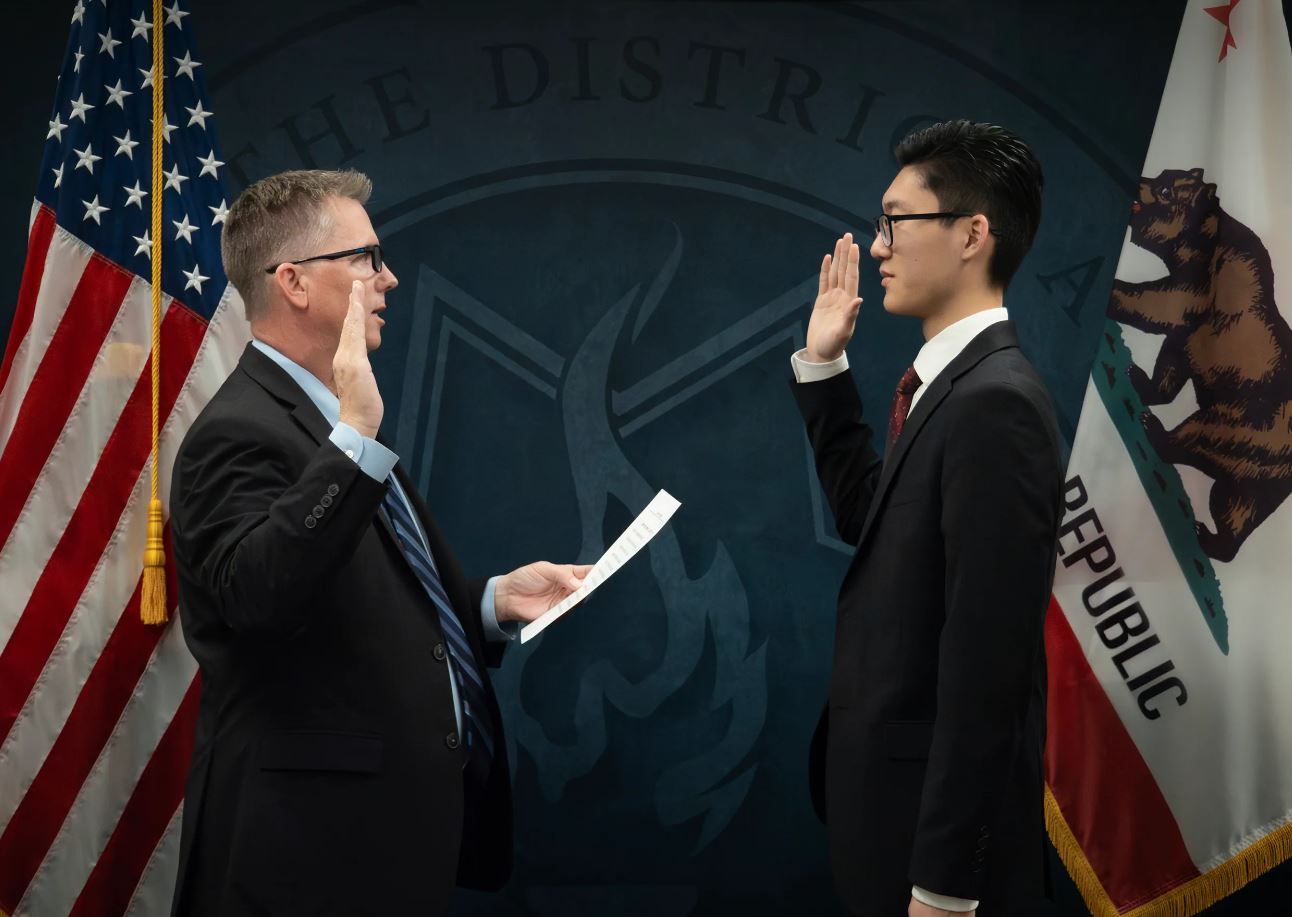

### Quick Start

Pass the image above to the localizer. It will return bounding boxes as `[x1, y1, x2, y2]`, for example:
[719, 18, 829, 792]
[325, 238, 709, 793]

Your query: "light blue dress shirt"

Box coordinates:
[251, 340, 513, 734]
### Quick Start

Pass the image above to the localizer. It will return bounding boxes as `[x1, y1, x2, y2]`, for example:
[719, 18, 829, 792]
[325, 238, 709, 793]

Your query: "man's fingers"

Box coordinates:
[830, 236, 844, 288]
[818, 253, 830, 298]
[844, 242, 861, 299]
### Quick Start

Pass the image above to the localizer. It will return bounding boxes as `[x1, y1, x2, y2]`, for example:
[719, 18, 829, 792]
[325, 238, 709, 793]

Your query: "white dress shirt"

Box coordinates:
[790, 307, 1009, 913]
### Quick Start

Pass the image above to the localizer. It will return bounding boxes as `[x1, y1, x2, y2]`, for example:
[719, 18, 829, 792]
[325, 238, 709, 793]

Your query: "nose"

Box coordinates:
[378, 261, 398, 291]
[870, 230, 889, 261]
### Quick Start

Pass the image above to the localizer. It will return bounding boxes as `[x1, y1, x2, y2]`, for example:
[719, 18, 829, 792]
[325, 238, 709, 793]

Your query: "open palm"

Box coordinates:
[806, 232, 864, 362]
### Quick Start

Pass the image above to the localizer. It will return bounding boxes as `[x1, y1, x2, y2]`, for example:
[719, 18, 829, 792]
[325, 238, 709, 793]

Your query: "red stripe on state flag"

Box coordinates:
[0, 254, 133, 550]
[1045, 596, 1200, 910]
[67, 676, 199, 917]
[0, 302, 206, 747]
[0, 206, 57, 399]
[0, 534, 177, 912]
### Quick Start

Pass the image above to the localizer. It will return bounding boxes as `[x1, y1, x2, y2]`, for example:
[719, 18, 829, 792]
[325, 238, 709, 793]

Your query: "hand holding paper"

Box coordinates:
[520, 490, 682, 643]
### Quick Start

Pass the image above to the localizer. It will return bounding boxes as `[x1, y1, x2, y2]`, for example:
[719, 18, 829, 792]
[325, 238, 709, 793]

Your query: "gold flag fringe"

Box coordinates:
[1046, 784, 1292, 916]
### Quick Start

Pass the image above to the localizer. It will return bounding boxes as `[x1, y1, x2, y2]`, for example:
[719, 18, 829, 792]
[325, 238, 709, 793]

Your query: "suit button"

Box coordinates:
[432, 643, 446, 662]
[304, 515, 317, 529]
[445, 731, 460, 750]
[320, 494, 333, 507]
[312, 505, 325, 518]
[327, 483, 340, 496]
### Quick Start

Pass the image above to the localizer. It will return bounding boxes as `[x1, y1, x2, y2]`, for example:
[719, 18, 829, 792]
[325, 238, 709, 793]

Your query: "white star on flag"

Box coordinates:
[73, 143, 102, 174]
[153, 115, 177, 143]
[82, 194, 109, 225]
[52, 163, 64, 188]
[163, 163, 189, 192]
[130, 14, 152, 41]
[47, 115, 67, 141]
[69, 93, 94, 122]
[70, 1, 85, 25]
[97, 30, 121, 58]
[132, 230, 152, 258]
[173, 214, 197, 243]
[186, 101, 212, 129]
[73, 49, 85, 72]
[104, 79, 132, 108]
[123, 180, 148, 208]
[210, 199, 229, 225]
[165, 1, 190, 28]
[139, 66, 154, 88]
[197, 150, 223, 178]
[183, 264, 210, 293]
[113, 130, 139, 159]
[174, 51, 202, 80]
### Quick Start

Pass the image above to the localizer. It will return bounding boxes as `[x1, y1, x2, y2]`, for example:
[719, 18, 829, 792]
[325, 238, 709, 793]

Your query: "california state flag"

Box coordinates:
[1045, 1, 1292, 913]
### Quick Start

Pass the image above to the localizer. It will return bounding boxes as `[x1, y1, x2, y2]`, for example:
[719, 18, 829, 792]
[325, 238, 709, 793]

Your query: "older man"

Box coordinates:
[169, 170, 586, 916]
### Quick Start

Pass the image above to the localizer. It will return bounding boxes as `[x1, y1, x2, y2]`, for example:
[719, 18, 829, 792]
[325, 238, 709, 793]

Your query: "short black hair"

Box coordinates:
[894, 120, 1044, 289]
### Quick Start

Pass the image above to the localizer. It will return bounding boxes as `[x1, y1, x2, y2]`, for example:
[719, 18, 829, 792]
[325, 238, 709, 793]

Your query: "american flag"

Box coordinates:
[0, 1, 248, 914]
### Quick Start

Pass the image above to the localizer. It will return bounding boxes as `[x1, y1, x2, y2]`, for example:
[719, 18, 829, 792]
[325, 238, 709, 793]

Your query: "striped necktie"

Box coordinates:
[381, 482, 495, 762]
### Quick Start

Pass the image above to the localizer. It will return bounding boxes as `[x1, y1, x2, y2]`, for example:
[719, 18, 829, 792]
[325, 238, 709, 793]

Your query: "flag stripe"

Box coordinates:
[122, 805, 184, 917]
[67, 678, 199, 917]
[0, 255, 134, 551]
[0, 542, 176, 911]
[0, 302, 205, 749]
[15, 618, 198, 917]
[1045, 596, 1201, 909]
[0, 275, 163, 653]
[0, 206, 57, 401]
[0, 227, 94, 459]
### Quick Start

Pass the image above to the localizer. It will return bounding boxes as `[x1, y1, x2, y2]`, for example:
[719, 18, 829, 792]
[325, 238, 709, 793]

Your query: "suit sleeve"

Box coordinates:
[171, 415, 388, 638]
[908, 381, 1061, 898]
[789, 369, 884, 545]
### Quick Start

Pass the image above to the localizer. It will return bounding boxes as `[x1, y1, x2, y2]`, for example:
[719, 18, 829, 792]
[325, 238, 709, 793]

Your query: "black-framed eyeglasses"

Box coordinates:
[264, 244, 384, 275]
[872, 212, 1002, 247]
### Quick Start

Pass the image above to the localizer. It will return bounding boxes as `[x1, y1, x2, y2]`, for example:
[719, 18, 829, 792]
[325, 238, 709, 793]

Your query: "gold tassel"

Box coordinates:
[141, 498, 168, 625]
[140, 0, 167, 626]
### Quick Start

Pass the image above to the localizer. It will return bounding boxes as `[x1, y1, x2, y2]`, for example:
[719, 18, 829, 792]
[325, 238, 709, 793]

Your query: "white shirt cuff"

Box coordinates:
[480, 575, 516, 642]
[912, 885, 979, 912]
[790, 348, 849, 383]
[329, 422, 399, 482]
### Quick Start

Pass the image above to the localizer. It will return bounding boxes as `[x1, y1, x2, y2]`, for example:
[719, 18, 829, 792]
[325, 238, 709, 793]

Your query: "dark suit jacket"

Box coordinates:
[168, 343, 512, 917]
[793, 322, 1063, 917]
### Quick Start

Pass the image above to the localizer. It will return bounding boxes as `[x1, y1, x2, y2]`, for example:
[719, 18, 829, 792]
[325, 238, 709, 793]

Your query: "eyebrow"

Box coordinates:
[882, 199, 907, 214]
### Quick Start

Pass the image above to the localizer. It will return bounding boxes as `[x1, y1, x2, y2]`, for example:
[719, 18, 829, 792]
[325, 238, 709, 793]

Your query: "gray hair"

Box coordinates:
[221, 169, 373, 321]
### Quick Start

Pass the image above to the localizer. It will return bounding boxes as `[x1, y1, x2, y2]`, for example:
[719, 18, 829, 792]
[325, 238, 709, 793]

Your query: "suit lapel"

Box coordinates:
[853, 321, 1021, 552]
[236, 343, 335, 447]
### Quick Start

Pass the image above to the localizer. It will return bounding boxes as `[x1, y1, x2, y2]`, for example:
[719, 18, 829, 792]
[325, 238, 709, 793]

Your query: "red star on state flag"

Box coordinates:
[1205, 0, 1241, 61]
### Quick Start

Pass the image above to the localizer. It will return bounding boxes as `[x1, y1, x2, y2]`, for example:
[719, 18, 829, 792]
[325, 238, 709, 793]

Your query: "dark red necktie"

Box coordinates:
[887, 365, 922, 447]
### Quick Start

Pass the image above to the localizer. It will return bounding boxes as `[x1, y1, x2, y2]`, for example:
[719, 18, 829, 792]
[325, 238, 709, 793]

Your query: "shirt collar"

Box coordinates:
[250, 338, 341, 427]
[911, 307, 1009, 390]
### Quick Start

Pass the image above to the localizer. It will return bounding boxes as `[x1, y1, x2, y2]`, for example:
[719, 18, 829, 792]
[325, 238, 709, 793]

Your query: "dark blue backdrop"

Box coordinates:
[4, 2, 1289, 914]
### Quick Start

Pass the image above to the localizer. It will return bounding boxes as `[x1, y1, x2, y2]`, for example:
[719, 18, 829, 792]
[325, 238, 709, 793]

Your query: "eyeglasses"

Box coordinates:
[264, 243, 384, 275]
[872, 212, 1002, 247]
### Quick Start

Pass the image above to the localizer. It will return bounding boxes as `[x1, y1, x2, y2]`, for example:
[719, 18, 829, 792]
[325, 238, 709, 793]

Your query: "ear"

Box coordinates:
[962, 213, 992, 262]
[268, 264, 310, 313]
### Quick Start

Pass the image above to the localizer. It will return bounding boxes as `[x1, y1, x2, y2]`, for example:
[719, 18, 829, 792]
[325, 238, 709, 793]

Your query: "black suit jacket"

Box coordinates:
[168, 343, 512, 917]
[793, 322, 1063, 917]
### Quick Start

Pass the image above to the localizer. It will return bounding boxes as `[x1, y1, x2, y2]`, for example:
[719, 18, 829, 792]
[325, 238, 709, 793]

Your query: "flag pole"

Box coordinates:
[141, 0, 167, 625]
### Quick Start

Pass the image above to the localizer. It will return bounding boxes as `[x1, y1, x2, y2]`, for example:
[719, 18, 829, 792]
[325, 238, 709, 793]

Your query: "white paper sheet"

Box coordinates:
[519, 490, 681, 643]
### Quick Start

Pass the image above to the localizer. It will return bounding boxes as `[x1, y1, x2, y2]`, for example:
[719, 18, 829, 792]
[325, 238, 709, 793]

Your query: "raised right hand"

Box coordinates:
[335, 280, 383, 439]
[805, 233, 864, 363]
